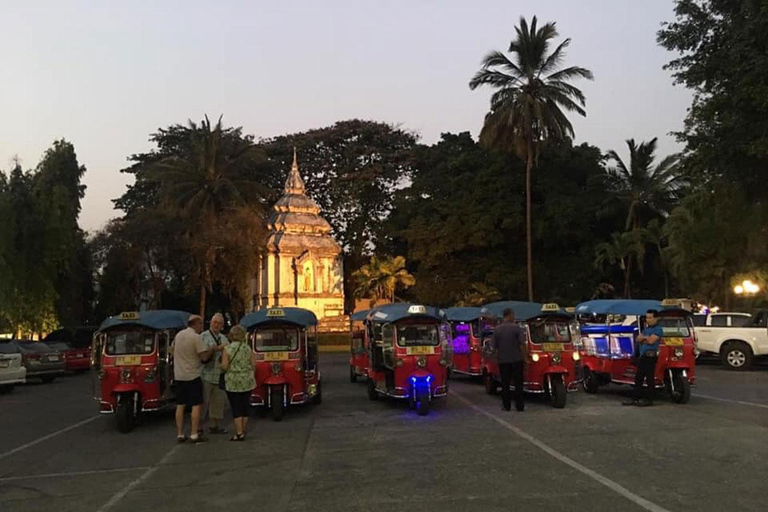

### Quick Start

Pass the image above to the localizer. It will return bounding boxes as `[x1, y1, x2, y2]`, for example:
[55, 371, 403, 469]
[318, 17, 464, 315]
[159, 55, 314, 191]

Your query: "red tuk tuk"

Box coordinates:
[91, 310, 190, 433]
[364, 304, 452, 415]
[575, 299, 695, 403]
[481, 302, 580, 408]
[349, 309, 370, 383]
[240, 307, 321, 421]
[445, 307, 494, 377]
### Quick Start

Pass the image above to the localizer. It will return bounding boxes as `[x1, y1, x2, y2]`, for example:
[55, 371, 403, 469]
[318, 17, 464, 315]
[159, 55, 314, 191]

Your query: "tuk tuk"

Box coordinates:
[92, 310, 190, 433]
[240, 307, 321, 421]
[349, 309, 370, 383]
[575, 299, 696, 403]
[364, 303, 452, 415]
[444, 307, 494, 377]
[480, 302, 579, 408]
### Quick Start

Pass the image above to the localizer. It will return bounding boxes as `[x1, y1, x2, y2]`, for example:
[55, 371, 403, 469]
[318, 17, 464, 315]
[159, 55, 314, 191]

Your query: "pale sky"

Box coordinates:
[1, 1, 690, 232]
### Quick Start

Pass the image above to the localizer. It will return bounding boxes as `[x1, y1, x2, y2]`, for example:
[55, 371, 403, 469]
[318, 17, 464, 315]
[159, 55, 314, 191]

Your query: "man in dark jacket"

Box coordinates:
[491, 308, 525, 412]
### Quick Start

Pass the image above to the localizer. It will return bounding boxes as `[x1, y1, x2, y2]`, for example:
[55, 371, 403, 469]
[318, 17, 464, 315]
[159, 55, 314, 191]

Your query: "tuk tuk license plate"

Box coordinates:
[665, 338, 684, 346]
[542, 343, 564, 352]
[406, 346, 435, 355]
[116, 355, 142, 366]
[263, 352, 290, 361]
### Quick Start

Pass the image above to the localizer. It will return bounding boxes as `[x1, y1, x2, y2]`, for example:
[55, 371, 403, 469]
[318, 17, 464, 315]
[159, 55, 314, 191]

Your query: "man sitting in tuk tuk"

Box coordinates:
[623, 309, 663, 407]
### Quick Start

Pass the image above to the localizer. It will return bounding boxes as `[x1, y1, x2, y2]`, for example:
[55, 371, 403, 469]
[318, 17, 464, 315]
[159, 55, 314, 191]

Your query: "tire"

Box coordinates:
[670, 372, 691, 404]
[367, 378, 379, 401]
[41, 375, 55, 383]
[484, 371, 497, 395]
[116, 397, 136, 433]
[350, 366, 357, 383]
[582, 368, 599, 394]
[550, 375, 567, 409]
[312, 381, 323, 405]
[721, 342, 753, 371]
[415, 389, 431, 416]
[270, 387, 284, 422]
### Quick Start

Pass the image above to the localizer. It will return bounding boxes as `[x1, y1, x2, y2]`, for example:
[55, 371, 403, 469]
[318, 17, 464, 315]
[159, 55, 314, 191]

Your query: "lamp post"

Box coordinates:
[733, 279, 760, 297]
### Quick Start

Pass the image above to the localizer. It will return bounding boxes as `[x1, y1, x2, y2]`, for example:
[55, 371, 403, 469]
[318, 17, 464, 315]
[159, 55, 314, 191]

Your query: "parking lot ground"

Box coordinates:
[1, 355, 767, 512]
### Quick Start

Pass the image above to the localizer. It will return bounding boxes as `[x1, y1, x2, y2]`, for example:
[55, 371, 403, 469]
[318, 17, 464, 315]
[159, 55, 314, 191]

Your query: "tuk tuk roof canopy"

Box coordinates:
[99, 310, 192, 331]
[366, 303, 446, 323]
[350, 309, 370, 321]
[240, 307, 318, 330]
[575, 300, 661, 316]
[481, 301, 570, 322]
[444, 307, 484, 322]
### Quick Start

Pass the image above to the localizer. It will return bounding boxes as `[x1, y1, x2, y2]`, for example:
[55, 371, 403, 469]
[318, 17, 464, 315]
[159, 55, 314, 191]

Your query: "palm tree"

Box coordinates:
[644, 219, 669, 297]
[594, 231, 647, 298]
[148, 116, 268, 316]
[456, 282, 501, 307]
[604, 138, 684, 232]
[470, 16, 593, 301]
[352, 256, 415, 305]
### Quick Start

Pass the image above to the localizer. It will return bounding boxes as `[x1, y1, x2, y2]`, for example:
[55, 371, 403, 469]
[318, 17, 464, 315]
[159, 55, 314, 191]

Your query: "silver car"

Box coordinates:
[0, 341, 27, 392]
[13, 340, 65, 383]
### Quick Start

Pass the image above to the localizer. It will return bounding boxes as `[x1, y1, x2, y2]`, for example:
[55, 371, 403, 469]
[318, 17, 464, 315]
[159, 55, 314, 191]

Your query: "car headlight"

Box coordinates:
[674, 348, 684, 358]
[572, 352, 580, 361]
[416, 357, 427, 368]
[531, 353, 540, 362]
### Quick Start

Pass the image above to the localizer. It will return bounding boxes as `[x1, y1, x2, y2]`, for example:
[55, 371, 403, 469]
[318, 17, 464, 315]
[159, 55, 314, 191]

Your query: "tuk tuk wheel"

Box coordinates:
[582, 368, 599, 394]
[669, 372, 691, 404]
[116, 398, 136, 433]
[550, 375, 567, 409]
[415, 390, 430, 416]
[367, 378, 379, 401]
[350, 366, 357, 383]
[270, 388, 284, 422]
[483, 371, 498, 395]
[312, 381, 323, 405]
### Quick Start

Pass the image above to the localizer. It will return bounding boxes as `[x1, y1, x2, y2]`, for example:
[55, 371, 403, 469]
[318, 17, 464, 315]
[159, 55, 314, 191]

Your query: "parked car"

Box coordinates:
[693, 312, 752, 328]
[695, 310, 768, 370]
[43, 340, 90, 372]
[0, 341, 27, 392]
[11, 340, 66, 382]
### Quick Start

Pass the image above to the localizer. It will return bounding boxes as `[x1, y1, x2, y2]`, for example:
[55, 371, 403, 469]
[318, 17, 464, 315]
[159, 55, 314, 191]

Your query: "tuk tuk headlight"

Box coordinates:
[531, 353, 540, 362]
[674, 348, 684, 359]
[271, 362, 282, 375]
[144, 367, 157, 383]
[551, 353, 562, 365]
[438, 358, 447, 366]
[572, 352, 580, 361]
[294, 363, 303, 372]
[119, 368, 133, 383]
[395, 359, 404, 368]
[416, 357, 427, 368]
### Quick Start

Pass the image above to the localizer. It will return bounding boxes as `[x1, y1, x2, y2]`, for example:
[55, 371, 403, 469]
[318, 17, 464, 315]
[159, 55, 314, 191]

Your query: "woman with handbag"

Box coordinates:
[220, 325, 257, 441]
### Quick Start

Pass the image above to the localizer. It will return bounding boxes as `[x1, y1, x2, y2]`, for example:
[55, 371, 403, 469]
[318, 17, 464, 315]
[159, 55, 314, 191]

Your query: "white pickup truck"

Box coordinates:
[696, 310, 768, 370]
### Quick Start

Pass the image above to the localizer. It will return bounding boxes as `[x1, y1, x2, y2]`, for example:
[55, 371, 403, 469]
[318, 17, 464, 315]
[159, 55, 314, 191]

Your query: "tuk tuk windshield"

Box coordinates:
[660, 317, 692, 338]
[396, 324, 440, 347]
[254, 328, 300, 352]
[105, 331, 155, 356]
[528, 320, 572, 344]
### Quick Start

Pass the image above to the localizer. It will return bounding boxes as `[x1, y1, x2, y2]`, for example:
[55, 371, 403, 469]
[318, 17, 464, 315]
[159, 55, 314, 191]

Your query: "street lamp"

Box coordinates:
[734, 279, 760, 296]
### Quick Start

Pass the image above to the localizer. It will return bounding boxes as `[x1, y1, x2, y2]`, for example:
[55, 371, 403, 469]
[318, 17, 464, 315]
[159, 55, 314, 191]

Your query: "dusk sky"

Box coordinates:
[1, 1, 690, 232]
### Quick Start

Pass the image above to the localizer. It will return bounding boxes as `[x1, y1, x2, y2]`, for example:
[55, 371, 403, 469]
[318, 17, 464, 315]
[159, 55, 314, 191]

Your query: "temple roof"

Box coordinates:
[267, 151, 341, 255]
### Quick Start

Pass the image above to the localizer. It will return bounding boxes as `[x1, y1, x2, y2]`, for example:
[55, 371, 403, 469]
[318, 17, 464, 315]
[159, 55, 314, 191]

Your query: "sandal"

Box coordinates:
[176, 435, 188, 443]
[229, 433, 246, 442]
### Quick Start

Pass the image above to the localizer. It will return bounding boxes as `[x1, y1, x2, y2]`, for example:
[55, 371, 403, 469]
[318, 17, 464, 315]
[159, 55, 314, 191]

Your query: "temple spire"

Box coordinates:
[284, 147, 306, 195]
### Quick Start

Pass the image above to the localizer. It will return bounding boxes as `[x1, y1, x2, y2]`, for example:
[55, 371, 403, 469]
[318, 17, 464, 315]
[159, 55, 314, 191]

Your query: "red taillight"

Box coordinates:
[25, 354, 40, 361]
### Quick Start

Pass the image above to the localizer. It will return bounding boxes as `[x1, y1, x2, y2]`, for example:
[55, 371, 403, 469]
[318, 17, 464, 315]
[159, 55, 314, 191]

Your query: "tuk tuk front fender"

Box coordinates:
[262, 376, 289, 386]
[542, 365, 569, 376]
[112, 384, 142, 395]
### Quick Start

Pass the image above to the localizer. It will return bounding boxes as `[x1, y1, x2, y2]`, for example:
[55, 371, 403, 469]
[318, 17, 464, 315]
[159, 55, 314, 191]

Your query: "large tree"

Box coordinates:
[470, 16, 593, 301]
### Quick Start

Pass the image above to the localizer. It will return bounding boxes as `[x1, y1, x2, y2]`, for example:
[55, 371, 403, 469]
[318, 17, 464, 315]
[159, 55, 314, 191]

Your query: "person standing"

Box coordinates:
[220, 325, 256, 441]
[200, 313, 228, 435]
[171, 315, 214, 444]
[624, 309, 663, 407]
[491, 308, 525, 412]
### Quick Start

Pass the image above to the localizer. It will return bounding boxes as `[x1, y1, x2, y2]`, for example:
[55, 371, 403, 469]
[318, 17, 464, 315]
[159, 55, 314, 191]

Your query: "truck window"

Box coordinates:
[731, 315, 751, 327]
[693, 315, 707, 327]
[711, 316, 727, 327]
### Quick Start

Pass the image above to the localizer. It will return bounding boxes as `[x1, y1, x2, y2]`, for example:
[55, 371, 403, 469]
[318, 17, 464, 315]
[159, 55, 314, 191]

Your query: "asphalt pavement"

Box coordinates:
[1, 355, 767, 512]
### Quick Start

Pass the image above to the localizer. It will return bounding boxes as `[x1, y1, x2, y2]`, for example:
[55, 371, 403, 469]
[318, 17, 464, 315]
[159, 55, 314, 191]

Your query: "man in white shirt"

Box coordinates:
[171, 315, 214, 444]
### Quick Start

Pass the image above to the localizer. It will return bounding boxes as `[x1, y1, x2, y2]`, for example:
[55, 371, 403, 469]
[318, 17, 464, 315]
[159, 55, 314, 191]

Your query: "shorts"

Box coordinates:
[202, 380, 227, 419]
[226, 391, 251, 418]
[175, 378, 203, 407]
